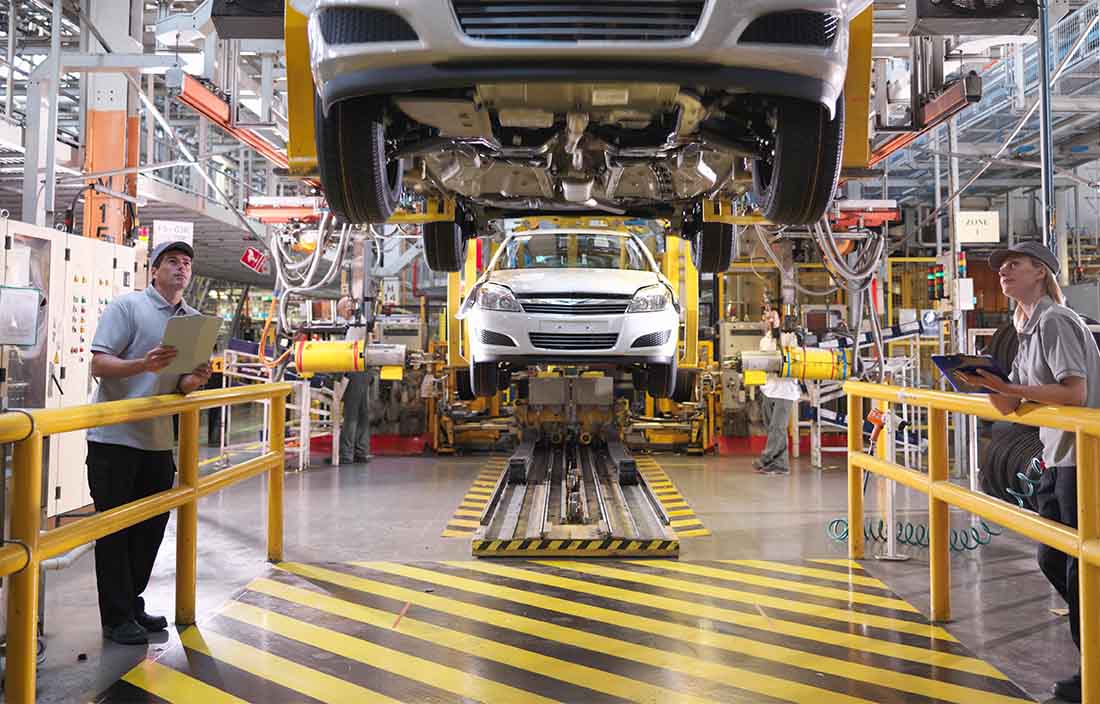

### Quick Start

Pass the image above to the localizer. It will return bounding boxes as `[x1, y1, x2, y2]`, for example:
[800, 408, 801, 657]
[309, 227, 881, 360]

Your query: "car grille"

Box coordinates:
[529, 332, 619, 350]
[451, 1, 706, 42]
[520, 299, 630, 316]
[739, 11, 839, 48]
[317, 8, 418, 45]
[631, 330, 671, 348]
[480, 330, 517, 347]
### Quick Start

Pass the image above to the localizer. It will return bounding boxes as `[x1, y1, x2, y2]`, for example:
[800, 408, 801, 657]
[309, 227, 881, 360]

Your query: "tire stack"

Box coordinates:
[979, 421, 1044, 511]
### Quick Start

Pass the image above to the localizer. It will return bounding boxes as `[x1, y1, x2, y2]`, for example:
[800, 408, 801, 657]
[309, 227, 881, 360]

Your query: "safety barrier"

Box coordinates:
[0, 382, 292, 703]
[845, 380, 1100, 702]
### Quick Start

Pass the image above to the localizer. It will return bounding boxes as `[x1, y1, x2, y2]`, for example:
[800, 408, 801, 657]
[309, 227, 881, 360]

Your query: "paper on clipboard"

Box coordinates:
[159, 314, 222, 376]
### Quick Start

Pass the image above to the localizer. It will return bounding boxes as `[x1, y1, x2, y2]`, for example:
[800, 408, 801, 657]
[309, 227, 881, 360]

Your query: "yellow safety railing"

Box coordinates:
[0, 382, 292, 703]
[845, 380, 1100, 702]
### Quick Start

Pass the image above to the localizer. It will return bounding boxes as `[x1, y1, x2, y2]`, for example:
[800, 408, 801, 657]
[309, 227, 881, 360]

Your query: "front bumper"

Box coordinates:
[469, 306, 679, 368]
[309, 0, 849, 114]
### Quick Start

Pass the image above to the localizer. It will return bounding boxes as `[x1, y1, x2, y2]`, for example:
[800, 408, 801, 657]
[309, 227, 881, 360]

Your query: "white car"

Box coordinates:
[458, 229, 680, 398]
[300, 0, 873, 272]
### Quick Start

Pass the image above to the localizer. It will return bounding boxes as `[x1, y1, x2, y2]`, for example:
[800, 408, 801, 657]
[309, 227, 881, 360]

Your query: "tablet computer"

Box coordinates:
[931, 354, 1011, 393]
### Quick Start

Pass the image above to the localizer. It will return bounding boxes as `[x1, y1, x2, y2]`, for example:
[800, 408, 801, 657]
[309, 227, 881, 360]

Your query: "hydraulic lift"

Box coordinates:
[472, 376, 678, 558]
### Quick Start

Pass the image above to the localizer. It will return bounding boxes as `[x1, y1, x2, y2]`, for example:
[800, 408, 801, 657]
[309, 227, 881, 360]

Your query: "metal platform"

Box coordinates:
[471, 437, 679, 558]
[96, 559, 1035, 703]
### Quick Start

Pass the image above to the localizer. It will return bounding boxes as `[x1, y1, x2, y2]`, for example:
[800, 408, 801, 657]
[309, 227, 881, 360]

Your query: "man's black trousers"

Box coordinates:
[86, 441, 176, 628]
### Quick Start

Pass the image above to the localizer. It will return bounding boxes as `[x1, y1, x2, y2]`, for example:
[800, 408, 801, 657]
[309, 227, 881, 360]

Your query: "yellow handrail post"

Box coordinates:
[5, 432, 43, 704]
[928, 406, 951, 622]
[1077, 430, 1100, 704]
[175, 409, 200, 625]
[847, 392, 864, 559]
[268, 394, 287, 562]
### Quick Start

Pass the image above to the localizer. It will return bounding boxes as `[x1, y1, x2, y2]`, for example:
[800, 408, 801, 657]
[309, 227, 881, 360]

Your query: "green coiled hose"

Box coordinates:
[826, 517, 1003, 552]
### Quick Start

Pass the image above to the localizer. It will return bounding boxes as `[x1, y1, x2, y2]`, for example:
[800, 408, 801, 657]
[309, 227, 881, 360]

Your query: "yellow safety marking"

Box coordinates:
[671, 519, 704, 529]
[809, 559, 866, 570]
[675, 529, 712, 538]
[466, 488, 493, 496]
[122, 659, 248, 704]
[446, 519, 481, 529]
[283, 563, 873, 704]
[247, 578, 718, 704]
[639, 561, 916, 612]
[181, 627, 402, 703]
[454, 509, 482, 518]
[662, 501, 690, 509]
[441, 530, 474, 538]
[722, 560, 887, 589]
[472, 481, 497, 488]
[459, 501, 487, 510]
[540, 561, 954, 642]
[370, 562, 1015, 702]
[220, 601, 557, 704]
[667, 509, 695, 517]
[437, 562, 1005, 681]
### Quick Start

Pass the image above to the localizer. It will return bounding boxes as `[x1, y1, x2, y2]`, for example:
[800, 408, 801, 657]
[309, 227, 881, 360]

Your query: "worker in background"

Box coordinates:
[754, 308, 800, 476]
[963, 241, 1100, 703]
[337, 295, 374, 465]
[87, 241, 212, 645]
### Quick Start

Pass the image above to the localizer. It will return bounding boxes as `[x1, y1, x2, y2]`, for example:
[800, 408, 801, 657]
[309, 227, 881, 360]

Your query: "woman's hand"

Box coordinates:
[960, 369, 1011, 395]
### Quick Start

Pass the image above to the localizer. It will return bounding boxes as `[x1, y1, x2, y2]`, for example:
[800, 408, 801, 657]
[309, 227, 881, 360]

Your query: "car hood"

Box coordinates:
[486, 269, 664, 297]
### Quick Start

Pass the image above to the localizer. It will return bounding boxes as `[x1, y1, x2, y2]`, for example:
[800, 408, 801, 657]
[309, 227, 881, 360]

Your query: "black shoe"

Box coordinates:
[103, 620, 148, 645]
[766, 466, 790, 475]
[354, 454, 373, 463]
[136, 611, 168, 632]
[1053, 672, 1082, 702]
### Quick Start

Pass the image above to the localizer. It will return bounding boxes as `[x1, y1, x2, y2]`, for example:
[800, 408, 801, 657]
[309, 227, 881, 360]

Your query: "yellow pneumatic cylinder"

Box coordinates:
[781, 347, 851, 382]
[294, 340, 363, 375]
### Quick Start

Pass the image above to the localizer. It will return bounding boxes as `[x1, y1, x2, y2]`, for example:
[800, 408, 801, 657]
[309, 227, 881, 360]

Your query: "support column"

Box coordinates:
[1037, 0, 1058, 261]
[81, 0, 141, 242]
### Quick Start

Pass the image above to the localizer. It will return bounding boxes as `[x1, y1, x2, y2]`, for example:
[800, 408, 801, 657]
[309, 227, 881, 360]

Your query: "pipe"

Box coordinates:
[1037, 0, 1058, 256]
[40, 539, 94, 570]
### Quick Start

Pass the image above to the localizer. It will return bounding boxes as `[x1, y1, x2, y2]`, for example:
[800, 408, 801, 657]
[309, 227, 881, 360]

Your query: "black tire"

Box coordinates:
[423, 221, 467, 272]
[315, 95, 403, 224]
[671, 369, 697, 404]
[471, 362, 499, 398]
[455, 369, 475, 401]
[691, 220, 735, 274]
[752, 93, 844, 225]
[647, 360, 677, 399]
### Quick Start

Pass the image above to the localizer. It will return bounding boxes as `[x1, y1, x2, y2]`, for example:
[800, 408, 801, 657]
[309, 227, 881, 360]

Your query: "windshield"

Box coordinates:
[495, 233, 653, 272]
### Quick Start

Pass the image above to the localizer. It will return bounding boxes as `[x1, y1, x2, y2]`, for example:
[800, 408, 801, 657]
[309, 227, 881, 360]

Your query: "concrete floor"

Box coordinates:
[29, 451, 1076, 703]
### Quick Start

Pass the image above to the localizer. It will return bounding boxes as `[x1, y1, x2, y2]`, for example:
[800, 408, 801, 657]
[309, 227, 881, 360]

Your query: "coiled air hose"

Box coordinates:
[826, 516, 1003, 552]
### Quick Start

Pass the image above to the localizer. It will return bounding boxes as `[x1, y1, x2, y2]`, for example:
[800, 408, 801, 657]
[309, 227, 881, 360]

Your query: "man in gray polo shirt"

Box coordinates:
[87, 240, 212, 645]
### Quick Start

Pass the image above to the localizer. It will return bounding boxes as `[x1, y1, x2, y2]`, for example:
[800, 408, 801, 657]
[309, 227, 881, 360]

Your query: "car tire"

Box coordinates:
[691, 220, 734, 274]
[455, 369, 475, 401]
[315, 95, 403, 224]
[647, 360, 677, 399]
[471, 362, 499, 398]
[423, 221, 467, 272]
[752, 93, 845, 225]
[671, 369, 697, 404]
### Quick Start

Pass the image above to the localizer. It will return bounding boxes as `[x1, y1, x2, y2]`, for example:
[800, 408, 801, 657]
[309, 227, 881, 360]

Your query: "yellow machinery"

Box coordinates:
[736, 347, 854, 385]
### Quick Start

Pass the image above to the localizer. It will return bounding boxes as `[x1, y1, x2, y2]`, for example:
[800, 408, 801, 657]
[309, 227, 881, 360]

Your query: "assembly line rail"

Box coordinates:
[0, 382, 294, 704]
[844, 380, 1100, 704]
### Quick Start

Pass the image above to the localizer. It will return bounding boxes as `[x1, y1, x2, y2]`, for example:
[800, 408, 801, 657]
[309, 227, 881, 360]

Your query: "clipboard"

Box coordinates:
[931, 354, 1011, 393]
[159, 314, 222, 376]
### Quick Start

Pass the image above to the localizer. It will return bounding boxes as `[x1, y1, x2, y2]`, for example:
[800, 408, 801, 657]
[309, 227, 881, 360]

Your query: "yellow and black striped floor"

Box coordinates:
[442, 456, 710, 539]
[98, 560, 1033, 703]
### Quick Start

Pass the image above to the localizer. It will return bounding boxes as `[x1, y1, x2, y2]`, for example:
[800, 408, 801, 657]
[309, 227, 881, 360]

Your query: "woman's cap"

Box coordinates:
[989, 241, 1059, 277]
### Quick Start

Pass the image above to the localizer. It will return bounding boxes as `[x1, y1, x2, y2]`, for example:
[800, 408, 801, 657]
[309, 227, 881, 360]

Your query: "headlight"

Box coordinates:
[477, 283, 522, 312]
[627, 284, 670, 313]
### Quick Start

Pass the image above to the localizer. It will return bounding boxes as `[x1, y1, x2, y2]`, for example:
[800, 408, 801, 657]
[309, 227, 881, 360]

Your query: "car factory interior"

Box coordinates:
[3, 0, 1100, 702]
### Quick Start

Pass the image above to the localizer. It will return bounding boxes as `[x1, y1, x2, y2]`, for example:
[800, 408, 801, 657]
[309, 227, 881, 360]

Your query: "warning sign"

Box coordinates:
[240, 247, 267, 273]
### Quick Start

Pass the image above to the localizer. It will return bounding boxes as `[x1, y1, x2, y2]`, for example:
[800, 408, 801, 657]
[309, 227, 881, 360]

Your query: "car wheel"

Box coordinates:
[315, 96, 403, 224]
[691, 220, 734, 274]
[455, 369, 475, 401]
[423, 221, 467, 272]
[752, 93, 845, 225]
[646, 360, 677, 399]
[671, 369, 697, 404]
[631, 368, 648, 392]
[471, 362, 499, 398]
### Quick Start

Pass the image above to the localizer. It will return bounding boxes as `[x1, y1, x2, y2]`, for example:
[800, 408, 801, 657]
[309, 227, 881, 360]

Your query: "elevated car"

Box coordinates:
[458, 229, 679, 398]
[300, 0, 870, 272]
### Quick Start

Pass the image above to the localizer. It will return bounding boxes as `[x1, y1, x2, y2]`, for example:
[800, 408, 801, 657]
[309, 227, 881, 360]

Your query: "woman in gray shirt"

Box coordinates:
[964, 241, 1100, 703]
